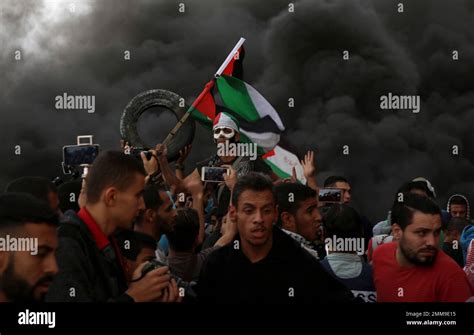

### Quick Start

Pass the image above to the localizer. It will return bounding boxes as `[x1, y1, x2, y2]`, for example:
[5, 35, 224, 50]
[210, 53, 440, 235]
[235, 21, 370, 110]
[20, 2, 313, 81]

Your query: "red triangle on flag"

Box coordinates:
[192, 80, 216, 120]
[262, 149, 276, 159]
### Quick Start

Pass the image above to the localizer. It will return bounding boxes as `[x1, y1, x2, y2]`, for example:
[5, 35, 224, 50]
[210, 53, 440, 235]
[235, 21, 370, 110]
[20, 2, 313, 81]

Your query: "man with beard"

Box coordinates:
[46, 151, 179, 302]
[0, 193, 59, 302]
[372, 193, 472, 302]
[323, 176, 352, 205]
[446, 194, 470, 220]
[157, 112, 273, 187]
[195, 112, 273, 219]
[133, 183, 177, 263]
[193, 112, 272, 179]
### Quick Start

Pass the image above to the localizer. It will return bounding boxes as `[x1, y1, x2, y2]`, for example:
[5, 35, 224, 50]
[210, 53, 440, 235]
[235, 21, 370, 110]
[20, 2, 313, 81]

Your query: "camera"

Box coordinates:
[141, 259, 196, 299]
[62, 135, 99, 177]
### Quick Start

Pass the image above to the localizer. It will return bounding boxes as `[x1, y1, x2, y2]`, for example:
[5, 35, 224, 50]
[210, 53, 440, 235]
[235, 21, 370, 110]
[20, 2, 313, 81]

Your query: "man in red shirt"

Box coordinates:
[373, 192, 472, 302]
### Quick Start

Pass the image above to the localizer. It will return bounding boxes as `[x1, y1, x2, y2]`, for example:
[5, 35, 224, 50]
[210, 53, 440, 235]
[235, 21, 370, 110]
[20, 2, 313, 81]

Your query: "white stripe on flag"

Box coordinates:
[245, 82, 285, 131]
[265, 145, 306, 184]
[241, 129, 280, 152]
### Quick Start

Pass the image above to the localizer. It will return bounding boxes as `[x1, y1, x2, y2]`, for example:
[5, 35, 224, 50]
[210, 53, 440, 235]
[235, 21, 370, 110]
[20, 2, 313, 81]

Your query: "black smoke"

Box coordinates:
[1, 0, 473, 222]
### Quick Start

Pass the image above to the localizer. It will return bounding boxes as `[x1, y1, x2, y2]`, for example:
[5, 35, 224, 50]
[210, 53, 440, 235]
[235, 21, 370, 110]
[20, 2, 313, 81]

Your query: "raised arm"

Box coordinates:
[182, 172, 206, 246]
[301, 150, 318, 191]
[154, 143, 185, 192]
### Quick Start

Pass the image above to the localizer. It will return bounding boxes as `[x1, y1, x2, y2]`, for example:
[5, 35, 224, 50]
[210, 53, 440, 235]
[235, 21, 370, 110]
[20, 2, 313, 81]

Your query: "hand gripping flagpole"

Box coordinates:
[163, 37, 245, 146]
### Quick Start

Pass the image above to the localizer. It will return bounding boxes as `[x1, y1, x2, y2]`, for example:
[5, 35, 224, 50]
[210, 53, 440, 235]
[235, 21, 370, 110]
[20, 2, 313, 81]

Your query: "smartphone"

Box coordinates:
[201, 166, 230, 183]
[63, 144, 100, 166]
[318, 187, 343, 203]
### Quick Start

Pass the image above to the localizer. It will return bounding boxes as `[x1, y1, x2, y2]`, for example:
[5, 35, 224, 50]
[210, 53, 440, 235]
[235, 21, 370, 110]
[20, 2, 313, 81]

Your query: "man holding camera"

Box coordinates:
[46, 151, 179, 302]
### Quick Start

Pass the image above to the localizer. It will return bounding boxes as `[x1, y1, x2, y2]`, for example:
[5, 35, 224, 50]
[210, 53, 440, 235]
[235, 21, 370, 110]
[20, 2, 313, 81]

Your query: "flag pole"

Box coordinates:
[163, 80, 214, 145]
[163, 38, 245, 146]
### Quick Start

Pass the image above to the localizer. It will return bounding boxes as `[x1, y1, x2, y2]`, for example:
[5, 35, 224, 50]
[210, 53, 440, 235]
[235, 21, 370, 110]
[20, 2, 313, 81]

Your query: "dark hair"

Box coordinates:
[391, 193, 441, 230]
[323, 204, 363, 239]
[115, 229, 156, 261]
[275, 183, 316, 226]
[0, 193, 59, 231]
[86, 151, 146, 204]
[231, 172, 275, 207]
[450, 195, 468, 207]
[324, 176, 349, 187]
[57, 180, 82, 213]
[397, 181, 434, 199]
[5, 176, 57, 204]
[142, 184, 168, 210]
[134, 184, 168, 227]
[205, 207, 218, 225]
[167, 207, 200, 252]
[446, 218, 469, 235]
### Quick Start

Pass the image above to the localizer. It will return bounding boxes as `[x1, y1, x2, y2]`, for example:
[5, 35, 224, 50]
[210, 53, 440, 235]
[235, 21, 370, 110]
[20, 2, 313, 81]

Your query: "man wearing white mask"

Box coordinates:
[195, 112, 274, 213]
[195, 112, 271, 178]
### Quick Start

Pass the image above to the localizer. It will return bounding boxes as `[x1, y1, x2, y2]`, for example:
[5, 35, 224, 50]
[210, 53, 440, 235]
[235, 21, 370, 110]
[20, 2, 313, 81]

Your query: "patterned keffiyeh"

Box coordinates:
[282, 228, 319, 259]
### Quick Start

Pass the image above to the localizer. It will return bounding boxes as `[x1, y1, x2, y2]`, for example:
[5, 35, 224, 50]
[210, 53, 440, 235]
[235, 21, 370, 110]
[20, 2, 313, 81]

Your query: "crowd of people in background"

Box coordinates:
[1, 112, 473, 303]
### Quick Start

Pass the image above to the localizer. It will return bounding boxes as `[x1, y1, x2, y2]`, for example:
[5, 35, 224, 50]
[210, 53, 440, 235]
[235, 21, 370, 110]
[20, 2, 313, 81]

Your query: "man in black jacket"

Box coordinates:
[195, 172, 355, 303]
[46, 151, 179, 302]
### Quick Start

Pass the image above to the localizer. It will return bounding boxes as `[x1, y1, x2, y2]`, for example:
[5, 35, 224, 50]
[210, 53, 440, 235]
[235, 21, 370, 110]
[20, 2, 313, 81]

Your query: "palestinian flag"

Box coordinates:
[189, 44, 284, 154]
[263, 146, 306, 184]
[216, 75, 285, 153]
[189, 45, 245, 126]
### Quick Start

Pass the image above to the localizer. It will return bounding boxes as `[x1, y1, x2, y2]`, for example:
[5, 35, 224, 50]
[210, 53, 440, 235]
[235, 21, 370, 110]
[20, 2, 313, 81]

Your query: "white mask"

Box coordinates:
[213, 127, 235, 140]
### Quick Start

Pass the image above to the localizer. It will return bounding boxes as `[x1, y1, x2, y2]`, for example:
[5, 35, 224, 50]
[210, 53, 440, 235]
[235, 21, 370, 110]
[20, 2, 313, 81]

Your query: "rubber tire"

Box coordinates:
[120, 89, 195, 162]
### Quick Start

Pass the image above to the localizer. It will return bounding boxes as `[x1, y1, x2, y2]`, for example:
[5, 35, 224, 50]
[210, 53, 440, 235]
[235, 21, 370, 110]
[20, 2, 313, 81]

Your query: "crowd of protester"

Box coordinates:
[1, 113, 473, 303]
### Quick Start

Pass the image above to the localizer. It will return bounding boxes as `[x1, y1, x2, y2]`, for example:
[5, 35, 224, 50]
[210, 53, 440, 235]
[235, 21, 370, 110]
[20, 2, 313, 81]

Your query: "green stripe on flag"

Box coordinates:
[263, 159, 291, 179]
[216, 76, 260, 121]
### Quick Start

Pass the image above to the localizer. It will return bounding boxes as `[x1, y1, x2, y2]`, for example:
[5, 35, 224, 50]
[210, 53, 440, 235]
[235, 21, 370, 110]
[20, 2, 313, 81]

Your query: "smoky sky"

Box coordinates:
[1, 0, 474, 222]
